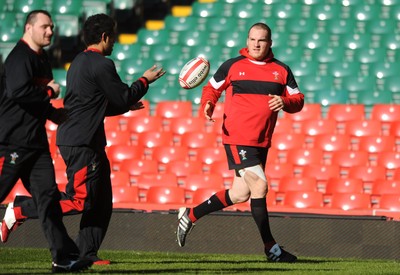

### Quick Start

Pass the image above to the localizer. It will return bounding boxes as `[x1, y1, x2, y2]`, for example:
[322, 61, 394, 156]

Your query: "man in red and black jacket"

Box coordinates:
[177, 22, 304, 262]
[0, 10, 93, 273]
[3, 13, 165, 265]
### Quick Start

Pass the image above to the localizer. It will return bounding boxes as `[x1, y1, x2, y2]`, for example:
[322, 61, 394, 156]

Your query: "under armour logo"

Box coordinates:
[239, 72, 245, 76]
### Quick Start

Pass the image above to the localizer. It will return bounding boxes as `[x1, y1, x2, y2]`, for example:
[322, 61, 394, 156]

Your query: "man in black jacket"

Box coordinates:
[0, 10, 92, 273]
[2, 13, 165, 265]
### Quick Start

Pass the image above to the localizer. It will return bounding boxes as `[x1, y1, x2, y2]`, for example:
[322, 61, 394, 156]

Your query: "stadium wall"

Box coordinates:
[1, 208, 399, 260]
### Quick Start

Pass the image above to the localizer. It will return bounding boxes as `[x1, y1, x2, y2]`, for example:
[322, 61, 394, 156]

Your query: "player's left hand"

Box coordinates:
[268, 94, 284, 112]
[129, 101, 145, 111]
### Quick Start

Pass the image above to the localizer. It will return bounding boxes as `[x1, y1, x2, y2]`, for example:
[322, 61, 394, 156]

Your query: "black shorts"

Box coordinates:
[224, 145, 268, 171]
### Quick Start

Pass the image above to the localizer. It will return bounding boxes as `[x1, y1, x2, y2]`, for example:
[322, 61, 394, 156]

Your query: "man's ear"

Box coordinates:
[101, 32, 107, 43]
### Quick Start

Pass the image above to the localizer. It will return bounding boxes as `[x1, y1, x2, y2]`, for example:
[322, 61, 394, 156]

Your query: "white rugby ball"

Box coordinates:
[179, 57, 210, 89]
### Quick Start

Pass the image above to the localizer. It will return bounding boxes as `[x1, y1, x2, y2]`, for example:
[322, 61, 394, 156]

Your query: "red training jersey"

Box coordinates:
[201, 48, 304, 148]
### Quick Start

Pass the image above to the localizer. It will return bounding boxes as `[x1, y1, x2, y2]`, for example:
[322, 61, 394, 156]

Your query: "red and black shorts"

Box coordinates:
[224, 144, 268, 175]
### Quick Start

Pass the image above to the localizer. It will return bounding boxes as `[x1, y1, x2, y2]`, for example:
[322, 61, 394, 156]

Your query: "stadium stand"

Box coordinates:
[2, 0, 400, 219]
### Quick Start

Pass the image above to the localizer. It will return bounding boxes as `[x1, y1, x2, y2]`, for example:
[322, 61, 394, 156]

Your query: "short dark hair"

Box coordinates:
[248, 22, 272, 41]
[83, 13, 116, 46]
[24, 10, 52, 26]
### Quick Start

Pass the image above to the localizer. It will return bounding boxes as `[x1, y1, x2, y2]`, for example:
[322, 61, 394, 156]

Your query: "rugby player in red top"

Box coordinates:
[177, 22, 304, 262]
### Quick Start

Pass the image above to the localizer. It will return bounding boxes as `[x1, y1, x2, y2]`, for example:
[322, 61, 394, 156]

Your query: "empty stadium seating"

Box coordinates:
[10, 0, 397, 218]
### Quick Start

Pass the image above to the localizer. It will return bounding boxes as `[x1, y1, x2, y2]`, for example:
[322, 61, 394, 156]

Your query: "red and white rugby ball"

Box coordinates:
[179, 57, 210, 89]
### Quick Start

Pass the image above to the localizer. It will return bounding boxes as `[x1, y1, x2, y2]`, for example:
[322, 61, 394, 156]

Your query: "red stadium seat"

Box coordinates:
[312, 134, 351, 153]
[137, 131, 174, 156]
[389, 121, 400, 137]
[110, 171, 131, 187]
[265, 163, 295, 190]
[151, 146, 190, 166]
[208, 160, 233, 181]
[329, 193, 371, 210]
[283, 191, 324, 209]
[357, 136, 395, 154]
[393, 168, 400, 180]
[127, 116, 164, 135]
[274, 117, 294, 134]
[180, 131, 218, 149]
[371, 179, 400, 196]
[112, 186, 140, 203]
[377, 152, 400, 171]
[325, 178, 364, 195]
[119, 159, 159, 183]
[106, 145, 144, 170]
[183, 174, 225, 192]
[164, 160, 203, 182]
[370, 104, 400, 124]
[348, 166, 387, 191]
[331, 150, 369, 169]
[286, 148, 324, 167]
[326, 104, 365, 123]
[195, 147, 227, 164]
[155, 101, 192, 119]
[271, 132, 306, 151]
[136, 173, 178, 190]
[278, 176, 318, 193]
[137, 131, 174, 149]
[300, 119, 338, 136]
[145, 186, 185, 206]
[168, 116, 206, 135]
[266, 147, 280, 164]
[265, 163, 295, 179]
[104, 116, 122, 131]
[301, 164, 341, 191]
[344, 120, 383, 138]
[105, 129, 132, 147]
[283, 103, 322, 121]
[378, 194, 400, 211]
[206, 117, 223, 134]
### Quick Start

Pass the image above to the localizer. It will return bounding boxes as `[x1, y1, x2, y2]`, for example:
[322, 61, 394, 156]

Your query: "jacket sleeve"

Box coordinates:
[200, 61, 230, 114]
[282, 91, 305, 113]
[5, 51, 52, 103]
[95, 58, 148, 116]
[281, 67, 304, 114]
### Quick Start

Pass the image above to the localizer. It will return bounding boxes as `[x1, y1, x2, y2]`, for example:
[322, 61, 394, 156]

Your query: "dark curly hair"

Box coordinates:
[83, 13, 116, 46]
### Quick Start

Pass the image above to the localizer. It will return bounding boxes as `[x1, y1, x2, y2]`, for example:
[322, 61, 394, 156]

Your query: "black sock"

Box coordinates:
[192, 190, 233, 221]
[250, 198, 275, 246]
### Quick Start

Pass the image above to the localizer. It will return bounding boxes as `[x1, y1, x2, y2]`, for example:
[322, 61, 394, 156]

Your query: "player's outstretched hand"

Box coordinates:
[142, 65, 166, 84]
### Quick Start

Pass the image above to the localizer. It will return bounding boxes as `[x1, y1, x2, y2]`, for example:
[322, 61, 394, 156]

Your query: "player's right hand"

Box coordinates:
[204, 101, 215, 122]
[142, 65, 166, 84]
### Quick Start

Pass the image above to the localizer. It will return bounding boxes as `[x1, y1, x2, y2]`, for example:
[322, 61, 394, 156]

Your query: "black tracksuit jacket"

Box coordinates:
[56, 49, 149, 150]
[0, 40, 56, 149]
